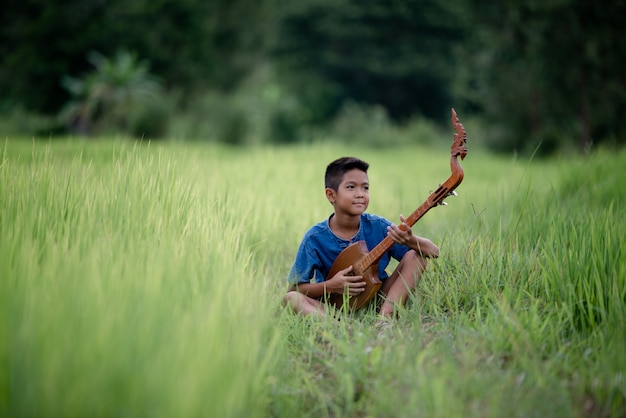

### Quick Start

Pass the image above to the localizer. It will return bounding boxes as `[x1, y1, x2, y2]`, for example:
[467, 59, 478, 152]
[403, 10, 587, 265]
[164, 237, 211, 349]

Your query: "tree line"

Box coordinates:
[1, 0, 624, 153]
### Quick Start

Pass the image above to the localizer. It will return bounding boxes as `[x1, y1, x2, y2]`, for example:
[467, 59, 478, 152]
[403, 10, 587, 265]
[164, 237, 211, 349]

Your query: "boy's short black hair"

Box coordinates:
[325, 157, 369, 190]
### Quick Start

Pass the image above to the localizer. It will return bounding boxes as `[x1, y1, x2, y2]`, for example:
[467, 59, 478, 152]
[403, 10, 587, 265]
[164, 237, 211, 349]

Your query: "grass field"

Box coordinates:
[1, 137, 625, 418]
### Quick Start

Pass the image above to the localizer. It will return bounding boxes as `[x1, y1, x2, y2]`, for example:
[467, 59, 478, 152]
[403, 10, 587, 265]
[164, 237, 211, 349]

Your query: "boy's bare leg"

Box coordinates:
[282, 291, 327, 317]
[379, 250, 426, 317]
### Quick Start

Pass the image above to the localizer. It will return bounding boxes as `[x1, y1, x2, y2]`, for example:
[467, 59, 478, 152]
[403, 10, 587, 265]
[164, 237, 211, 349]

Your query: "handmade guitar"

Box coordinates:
[327, 108, 468, 310]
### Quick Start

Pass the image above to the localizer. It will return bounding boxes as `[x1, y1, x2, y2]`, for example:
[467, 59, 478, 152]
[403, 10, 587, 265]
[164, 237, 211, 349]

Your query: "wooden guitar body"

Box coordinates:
[325, 108, 468, 311]
[327, 241, 382, 310]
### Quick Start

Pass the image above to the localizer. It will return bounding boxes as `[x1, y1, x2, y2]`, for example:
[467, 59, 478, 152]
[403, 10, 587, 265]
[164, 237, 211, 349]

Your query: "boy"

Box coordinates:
[282, 156, 439, 318]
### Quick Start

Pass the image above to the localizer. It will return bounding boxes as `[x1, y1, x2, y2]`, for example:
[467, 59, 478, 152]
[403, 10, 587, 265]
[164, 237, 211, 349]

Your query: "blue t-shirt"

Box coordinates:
[286, 213, 410, 285]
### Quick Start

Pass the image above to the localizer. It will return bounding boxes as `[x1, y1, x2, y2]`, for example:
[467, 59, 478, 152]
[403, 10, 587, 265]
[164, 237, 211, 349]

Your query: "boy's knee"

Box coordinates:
[404, 249, 423, 262]
[405, 249, 418, 259]
[282, 290, 300, 307]
[403, 249, 427, 269]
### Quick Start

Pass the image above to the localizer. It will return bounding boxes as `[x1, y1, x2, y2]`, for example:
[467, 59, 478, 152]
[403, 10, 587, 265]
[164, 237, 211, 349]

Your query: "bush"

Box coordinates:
[166, 65, 308, 145]
[59, 50, 163, 137]
[0, 106, 64, 138]
[129, 96, 173, 140]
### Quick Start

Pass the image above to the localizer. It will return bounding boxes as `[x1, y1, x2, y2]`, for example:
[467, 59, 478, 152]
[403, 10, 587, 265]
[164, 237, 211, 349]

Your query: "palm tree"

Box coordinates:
[60, 50, 161, 136]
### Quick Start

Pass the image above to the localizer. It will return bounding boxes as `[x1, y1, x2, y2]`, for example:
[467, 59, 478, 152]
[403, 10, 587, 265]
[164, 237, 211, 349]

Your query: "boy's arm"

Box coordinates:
[411, 236, 440, 258]
[287, 282, 328, 299]
[388, 214, 440, 258]
[287, 265, 366, 298]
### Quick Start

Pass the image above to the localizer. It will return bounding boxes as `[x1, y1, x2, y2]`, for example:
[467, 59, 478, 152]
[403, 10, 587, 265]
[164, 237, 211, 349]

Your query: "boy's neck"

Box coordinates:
[329, 212, 361, 240]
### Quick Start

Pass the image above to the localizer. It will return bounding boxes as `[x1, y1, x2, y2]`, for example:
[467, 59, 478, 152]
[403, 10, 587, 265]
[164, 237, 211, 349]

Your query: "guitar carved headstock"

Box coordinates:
[451, 108, 468, 161]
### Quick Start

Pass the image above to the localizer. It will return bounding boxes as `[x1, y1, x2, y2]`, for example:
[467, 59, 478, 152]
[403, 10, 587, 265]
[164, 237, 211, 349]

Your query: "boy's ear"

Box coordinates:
[325, 188, 336, 204]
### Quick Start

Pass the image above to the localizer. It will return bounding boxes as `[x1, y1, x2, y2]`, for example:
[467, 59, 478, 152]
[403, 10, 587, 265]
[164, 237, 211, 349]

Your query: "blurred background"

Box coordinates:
[1, 0, 624, 155]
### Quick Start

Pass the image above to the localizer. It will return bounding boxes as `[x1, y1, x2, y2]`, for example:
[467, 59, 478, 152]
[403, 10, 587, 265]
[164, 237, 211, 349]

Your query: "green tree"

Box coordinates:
[456, 0, 626, 153]
[273, 0, 466, 126]
[0, 0, 276, 113]
[60, 50, 161, 136]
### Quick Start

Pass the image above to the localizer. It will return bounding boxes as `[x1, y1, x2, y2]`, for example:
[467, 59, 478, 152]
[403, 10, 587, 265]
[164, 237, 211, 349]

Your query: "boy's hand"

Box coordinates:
[387, 214, 414, 245]
[387, 215, 440, 258]
[327, 265, 366, 296]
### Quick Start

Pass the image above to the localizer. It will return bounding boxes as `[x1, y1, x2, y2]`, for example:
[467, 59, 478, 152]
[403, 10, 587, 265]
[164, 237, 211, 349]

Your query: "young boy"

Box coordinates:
[282, 156, 439, 318]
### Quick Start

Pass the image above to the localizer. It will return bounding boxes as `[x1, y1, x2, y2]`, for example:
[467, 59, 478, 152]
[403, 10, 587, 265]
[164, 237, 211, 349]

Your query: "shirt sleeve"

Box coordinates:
[286, 240, 321, 285]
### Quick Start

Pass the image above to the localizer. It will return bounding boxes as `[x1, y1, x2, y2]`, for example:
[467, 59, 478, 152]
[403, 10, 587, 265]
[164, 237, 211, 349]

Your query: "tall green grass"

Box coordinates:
[1, 140, 281, 417]
[1, 139, 625, 417]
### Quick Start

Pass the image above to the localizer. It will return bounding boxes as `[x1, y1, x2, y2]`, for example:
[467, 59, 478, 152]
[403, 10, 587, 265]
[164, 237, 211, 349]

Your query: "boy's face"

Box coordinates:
[327, 168, 370, 216]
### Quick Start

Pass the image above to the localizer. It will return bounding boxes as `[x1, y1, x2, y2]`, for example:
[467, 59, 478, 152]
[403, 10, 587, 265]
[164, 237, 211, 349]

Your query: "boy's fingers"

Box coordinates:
[349, 286, 365, 295]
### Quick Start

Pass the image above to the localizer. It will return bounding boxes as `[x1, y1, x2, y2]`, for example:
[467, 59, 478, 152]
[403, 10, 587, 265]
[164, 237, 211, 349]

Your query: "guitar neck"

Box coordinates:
[355, 189, 439, 272]
[356, 108, 468, 273]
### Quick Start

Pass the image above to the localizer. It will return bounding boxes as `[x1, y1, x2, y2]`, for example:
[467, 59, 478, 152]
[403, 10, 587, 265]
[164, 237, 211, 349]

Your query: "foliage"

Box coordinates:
[456, 0, 626, 153]
[273, 0, 465, 125]
[0, 0, 276, 113]
[0, 107, 63, 138]
[59, 50, 163, 137]
[166, 65, 307, 144]
[166, 84, 449, 147]
[1, 139, 625, 417]
[1, 0, 626, 152]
